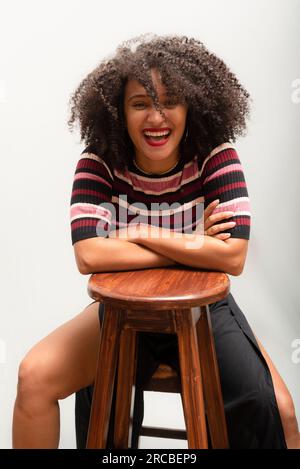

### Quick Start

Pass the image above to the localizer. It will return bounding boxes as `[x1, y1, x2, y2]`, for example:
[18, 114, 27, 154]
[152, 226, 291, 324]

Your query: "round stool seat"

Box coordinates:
[88, 266, 230, 310]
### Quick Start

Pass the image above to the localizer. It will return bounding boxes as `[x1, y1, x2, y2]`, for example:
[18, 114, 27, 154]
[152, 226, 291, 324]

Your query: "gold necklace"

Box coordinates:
[133, 157, 180, 175]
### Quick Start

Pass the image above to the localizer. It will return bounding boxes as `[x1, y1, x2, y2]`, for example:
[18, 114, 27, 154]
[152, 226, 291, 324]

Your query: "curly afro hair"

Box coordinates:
[68, 33, 250, 172]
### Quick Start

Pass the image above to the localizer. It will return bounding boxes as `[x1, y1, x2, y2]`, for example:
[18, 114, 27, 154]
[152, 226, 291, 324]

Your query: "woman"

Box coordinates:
[13, 34, 299, 449]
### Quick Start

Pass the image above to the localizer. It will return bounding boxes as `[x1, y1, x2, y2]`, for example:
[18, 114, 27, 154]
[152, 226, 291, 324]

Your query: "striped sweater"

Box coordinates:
[70, 142, 251, 245]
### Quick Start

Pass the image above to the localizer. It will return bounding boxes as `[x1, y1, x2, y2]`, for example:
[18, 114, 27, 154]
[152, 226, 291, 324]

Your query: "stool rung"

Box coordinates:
[140, 425, 187, 440]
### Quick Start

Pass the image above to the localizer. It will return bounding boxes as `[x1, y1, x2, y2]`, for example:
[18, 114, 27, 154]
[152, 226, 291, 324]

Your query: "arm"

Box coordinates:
[74, 203, 247, 275]
[127, 226, 248, 276]
[70, 152, 176, 274]
[74, 236, 176, 274]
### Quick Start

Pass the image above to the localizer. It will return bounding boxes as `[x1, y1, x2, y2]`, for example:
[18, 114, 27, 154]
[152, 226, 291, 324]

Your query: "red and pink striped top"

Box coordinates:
[70, 142, 251, 245]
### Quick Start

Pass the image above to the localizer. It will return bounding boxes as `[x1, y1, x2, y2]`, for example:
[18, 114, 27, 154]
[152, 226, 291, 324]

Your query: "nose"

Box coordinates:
[146, 105, 167, 125]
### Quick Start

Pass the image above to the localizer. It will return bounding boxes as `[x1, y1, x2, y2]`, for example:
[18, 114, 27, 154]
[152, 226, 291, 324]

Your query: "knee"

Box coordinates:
[16, 353, 56, 405]
[275, 388, 297, 427]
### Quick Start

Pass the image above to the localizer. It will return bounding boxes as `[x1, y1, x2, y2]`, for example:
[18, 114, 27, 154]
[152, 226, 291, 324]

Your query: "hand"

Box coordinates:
[204, 199, 236, 240]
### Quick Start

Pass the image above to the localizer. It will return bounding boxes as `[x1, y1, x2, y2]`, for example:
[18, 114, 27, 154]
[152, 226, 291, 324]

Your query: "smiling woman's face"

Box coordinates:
[123, 69, 188, 174]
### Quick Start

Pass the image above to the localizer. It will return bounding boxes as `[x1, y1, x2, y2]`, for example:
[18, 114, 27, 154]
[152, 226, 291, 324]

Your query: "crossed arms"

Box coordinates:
[74, 199, 248, 276]
[74, 228, 248, 277]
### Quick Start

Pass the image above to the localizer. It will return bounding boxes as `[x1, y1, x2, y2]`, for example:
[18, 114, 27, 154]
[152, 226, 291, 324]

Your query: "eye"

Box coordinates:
[163, 101, 177, 109]
[132, 102, 147, 109]
[162, 96, 180, 109]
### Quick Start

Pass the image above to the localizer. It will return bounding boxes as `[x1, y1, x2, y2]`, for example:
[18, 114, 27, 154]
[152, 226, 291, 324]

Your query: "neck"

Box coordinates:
[133, 156, 180, 175]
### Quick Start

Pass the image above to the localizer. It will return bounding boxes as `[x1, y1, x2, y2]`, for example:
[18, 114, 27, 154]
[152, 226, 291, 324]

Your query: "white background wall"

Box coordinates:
[0, 0, 299, 449]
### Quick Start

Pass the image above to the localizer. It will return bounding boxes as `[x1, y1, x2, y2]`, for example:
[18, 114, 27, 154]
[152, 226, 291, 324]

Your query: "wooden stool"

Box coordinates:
[86, 266, 230, 449]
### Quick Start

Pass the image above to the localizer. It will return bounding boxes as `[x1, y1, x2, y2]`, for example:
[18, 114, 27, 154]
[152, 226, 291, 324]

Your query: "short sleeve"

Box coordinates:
[70, 150, 114, 245]
[200, 145, 251, 240]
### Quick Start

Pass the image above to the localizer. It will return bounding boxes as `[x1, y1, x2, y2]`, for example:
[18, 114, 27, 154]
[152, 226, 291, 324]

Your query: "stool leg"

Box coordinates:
[86, 305, 123, 448]
[175, 309, 208, 449]
[114, 327, 137, 448]
[197, 305, 229, 448]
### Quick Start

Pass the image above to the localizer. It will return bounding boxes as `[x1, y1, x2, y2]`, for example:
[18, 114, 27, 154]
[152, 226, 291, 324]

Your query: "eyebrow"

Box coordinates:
[127, 93, 168, 102]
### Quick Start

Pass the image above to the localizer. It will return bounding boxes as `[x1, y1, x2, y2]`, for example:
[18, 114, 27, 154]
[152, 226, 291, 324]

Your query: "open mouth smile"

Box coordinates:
[143, 128, 171, 147]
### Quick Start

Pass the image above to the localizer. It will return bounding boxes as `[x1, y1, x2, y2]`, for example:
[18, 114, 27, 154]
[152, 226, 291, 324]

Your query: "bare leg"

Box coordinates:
[12, 301, 100, 448]
[256, 337, 300, 449]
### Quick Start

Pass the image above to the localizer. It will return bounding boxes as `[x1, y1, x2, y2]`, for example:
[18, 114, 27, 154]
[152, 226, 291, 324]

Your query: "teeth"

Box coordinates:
[144, 130, 171, 137]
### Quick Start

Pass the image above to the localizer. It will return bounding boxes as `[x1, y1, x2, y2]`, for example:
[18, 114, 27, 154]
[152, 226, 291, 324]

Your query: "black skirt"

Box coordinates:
[75, 293, 287, 449]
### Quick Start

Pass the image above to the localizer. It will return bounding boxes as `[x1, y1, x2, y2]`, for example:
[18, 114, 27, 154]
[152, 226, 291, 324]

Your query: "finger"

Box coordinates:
[204, 199, 220, 219]
[214, 233, 231, 240]
[209, 211, 235, 224]
[206, 221, 236, 236]
[204, 213, 235, 231]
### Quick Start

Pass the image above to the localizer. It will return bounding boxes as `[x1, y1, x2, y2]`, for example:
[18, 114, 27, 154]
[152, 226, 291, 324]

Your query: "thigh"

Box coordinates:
[254, 336, 297, 436]
[22, 301, 101, 400]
